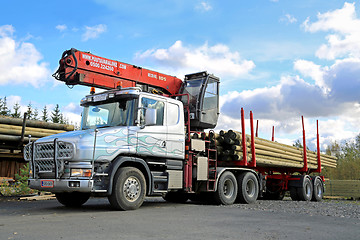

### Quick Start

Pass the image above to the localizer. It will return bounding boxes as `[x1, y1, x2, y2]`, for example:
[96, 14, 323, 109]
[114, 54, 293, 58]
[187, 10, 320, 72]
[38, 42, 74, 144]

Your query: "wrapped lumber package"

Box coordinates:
[214, 129, 337, 169]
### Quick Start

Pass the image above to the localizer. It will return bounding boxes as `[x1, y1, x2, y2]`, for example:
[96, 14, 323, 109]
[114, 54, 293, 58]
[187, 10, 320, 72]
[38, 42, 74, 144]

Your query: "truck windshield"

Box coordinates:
[81, 99, 136, 130]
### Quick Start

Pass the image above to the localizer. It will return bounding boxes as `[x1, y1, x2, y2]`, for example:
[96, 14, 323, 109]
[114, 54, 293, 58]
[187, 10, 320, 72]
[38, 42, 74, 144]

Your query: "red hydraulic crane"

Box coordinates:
[53, 48, 183, 95]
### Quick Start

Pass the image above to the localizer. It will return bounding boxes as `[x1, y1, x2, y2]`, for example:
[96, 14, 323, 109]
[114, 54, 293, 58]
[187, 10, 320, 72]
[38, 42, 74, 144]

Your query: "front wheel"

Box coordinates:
[108, 167, 146, 211]
[214, 171, 238, 205]
[55, 192, 90, 207]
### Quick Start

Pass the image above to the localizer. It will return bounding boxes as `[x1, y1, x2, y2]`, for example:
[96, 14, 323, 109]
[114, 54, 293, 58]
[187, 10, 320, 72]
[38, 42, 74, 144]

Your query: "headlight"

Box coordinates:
[71, 168, 92, 177]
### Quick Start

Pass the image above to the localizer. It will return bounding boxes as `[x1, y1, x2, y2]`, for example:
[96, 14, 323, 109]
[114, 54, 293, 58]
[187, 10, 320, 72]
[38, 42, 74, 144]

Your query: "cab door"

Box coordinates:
[166, 100, 184, 159]
[136, 96, 167, 158]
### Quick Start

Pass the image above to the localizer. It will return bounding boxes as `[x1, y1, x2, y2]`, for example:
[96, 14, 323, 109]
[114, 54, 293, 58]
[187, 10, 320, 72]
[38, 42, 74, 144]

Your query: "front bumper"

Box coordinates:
[29, 178, 94, 193]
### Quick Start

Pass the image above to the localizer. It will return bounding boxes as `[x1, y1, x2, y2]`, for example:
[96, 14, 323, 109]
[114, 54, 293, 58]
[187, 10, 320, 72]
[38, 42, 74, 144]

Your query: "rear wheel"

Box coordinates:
[312, 178, 324, 202]
[214, 171, 238, 205]
[237, 172, 259, 204]
[108, 167, 146, 210]
[55, 192, 90, 207]
[297, 177, 313, 201]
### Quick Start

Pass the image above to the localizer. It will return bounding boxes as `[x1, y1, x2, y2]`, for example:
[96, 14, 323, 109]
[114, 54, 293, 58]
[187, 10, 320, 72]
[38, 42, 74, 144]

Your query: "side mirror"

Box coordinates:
[145, 108, 157, 126]
[139, 108, 156, 128]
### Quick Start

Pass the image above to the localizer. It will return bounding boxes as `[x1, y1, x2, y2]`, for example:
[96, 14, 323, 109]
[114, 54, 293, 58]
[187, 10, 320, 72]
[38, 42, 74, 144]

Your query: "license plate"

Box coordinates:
[41, 180, 54, 188]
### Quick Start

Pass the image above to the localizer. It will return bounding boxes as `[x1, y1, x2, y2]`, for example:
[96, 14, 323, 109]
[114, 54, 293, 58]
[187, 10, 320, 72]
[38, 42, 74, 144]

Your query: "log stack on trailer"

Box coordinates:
[0, 116, 74, 179]
[191, 108, 338, 202]
[214, 130, 337, 169]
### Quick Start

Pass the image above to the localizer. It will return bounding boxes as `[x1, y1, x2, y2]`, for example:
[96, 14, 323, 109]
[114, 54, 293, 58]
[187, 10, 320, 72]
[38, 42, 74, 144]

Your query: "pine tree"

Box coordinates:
[0, 97, 10, 116]
[41, 106, 49, 122]
[11, 102, 21, 118]
[26, 102, 33, 120]
[32, 108, 39, 120]
[51, 104, 61, 123]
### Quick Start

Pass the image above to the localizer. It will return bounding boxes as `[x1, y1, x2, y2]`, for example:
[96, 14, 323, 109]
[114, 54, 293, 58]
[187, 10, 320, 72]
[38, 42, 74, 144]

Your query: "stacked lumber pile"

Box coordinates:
[0, 116, 74, 179]
[0, 116, 74, 145]
[214, 130, 337, 169]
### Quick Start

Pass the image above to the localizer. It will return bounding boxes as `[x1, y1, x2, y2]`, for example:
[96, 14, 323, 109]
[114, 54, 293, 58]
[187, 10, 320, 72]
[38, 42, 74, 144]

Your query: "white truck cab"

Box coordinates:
[25, 87, 185, 209]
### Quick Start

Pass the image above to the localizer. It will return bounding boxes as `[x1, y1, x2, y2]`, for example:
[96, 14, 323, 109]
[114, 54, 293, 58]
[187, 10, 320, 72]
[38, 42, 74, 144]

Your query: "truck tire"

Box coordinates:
[108, 167, 146, 211]
[237, 172, 259, 204]
[312, 178, 324, 202]
[214, 171, 238, 205]
[297, 177, 313, 201]
[55, 192, 90, 207]
[290, 187, 299, 201]
[163, 192, 189, 203]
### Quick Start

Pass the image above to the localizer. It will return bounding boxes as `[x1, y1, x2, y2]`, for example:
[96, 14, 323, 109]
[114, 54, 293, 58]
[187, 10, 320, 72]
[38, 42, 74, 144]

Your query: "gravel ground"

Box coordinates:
[2, 195, 358, 219]
[0, 197, 359, 240]
[229, 197, 360, 219]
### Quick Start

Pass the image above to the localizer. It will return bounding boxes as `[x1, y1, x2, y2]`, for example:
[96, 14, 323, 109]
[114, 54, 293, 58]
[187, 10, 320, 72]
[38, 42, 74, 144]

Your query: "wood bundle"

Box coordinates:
[0, 116, 74, 147]
[214, 129, 337, 169]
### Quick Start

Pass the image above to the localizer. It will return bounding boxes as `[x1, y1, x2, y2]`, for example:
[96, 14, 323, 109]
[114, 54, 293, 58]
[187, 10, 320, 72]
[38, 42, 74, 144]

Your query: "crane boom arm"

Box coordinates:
[53, 48, 183, 95]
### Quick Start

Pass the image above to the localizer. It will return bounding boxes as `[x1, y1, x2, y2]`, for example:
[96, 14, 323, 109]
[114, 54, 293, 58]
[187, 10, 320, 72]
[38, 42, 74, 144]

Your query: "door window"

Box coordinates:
[141, 97, 165, 125]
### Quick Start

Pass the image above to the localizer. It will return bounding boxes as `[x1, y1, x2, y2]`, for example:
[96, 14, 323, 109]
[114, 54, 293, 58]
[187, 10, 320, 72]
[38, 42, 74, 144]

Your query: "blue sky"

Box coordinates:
[1, 0, 360, 150]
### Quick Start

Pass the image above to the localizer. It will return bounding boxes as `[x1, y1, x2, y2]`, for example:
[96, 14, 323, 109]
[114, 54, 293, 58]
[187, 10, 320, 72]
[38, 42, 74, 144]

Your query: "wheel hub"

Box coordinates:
[246, 179, 256, 198]
[123, 176, 140, 202]
[223, 179, 234, 198]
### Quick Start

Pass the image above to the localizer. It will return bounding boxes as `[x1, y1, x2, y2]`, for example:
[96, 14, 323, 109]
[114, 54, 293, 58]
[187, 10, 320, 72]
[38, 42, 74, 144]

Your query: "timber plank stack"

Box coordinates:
[213, 130, 337, 169]
[0, 116, 74, 179]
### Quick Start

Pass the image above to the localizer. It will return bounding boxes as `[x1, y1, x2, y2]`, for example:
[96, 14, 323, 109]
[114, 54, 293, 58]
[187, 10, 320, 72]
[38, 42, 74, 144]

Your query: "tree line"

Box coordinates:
[0, 96, 69, 124]
[323, 134, 360, 180]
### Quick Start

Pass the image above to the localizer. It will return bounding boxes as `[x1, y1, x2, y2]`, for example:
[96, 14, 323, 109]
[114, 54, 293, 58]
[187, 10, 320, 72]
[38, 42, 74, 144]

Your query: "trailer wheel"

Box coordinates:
[55, 192, 90, 207]
[237, 172, 259, 204]
[108, 167, 146, 210]
[297, 177, 313, 201]
[163, 192, 189, 203]
[312, 178, 324, 202]
[290, 187, 299, 201]
[214, 171, 238, 205]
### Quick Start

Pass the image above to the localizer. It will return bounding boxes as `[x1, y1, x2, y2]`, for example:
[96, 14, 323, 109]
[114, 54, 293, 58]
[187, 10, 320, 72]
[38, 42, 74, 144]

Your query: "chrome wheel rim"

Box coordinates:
[316, 183, 322, 197]
[223, 179, 234, 199]
[306, 183, 312, 198]
[123, 176, 141, 202]
[246, 179, 256, 198]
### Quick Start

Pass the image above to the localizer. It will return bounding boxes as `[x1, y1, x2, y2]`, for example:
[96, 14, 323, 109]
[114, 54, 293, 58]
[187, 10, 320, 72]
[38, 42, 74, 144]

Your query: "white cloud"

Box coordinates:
[293, 59, 329, 92]
[0, 25, 50, 87]
[280, 14, 297, 24]
[56, 24, 67, 32]
[303, 2, 360, 60]
[216, 3, 360, 147]
[218, 56, 360, 148]
[196, 1, 212, 12]
[135, 40, 255, 79]
[82, 24, 107, 41]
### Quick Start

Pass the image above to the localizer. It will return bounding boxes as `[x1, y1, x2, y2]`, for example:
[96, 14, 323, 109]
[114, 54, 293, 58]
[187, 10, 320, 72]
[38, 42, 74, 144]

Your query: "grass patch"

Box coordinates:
[0, 163, 38, 196]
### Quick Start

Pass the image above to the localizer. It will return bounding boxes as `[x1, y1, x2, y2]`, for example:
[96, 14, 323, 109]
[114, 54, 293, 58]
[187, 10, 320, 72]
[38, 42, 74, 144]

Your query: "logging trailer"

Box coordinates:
[24, 48, 333, 210]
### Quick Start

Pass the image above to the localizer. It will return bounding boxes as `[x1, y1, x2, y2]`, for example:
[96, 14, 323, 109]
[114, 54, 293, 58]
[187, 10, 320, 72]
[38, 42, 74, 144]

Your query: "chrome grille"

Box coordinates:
[24, 141, 74, 176]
